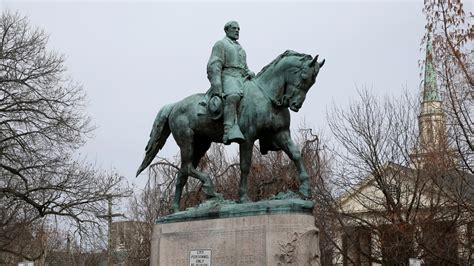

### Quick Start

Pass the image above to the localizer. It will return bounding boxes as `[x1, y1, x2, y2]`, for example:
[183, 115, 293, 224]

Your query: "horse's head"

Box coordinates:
[283, 53, 325, 112]
[255, 50, 325, 111]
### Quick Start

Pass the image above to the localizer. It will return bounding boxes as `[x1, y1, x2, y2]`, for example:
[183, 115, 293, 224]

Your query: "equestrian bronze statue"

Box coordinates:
[136, 49, 324, 212]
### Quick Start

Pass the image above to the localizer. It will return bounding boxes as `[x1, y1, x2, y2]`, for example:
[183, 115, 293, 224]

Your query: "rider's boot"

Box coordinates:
[223, 95, 244, 145]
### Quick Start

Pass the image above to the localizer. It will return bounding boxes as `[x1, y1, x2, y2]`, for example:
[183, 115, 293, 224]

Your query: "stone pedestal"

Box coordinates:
[150, 212, 320, 265]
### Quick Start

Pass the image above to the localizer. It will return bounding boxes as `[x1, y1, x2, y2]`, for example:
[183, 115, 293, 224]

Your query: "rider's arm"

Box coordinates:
[207, 41, 225, 96]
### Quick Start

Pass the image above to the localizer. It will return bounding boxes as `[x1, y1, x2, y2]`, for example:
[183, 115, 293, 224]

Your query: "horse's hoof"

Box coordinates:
[171, 204, 180, 213]
[298, 182, 312, 199]
[238, 195, 252, 203]
[202, 185, 218, 198]
[207, 192, 223, 200]
[298, 190, 311, 200]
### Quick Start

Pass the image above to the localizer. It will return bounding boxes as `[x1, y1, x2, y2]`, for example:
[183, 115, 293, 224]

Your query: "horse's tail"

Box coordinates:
[136, 103, 174, 177]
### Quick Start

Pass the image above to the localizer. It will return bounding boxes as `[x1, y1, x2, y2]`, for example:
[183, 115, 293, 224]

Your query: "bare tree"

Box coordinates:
[0, 11, 130, 262]
[421, 5, 474, 262]
[423, 0, 473, 174]
[327, 89, 471, 265]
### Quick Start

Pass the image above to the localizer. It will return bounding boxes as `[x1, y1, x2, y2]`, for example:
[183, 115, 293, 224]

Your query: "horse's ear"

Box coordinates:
[310, 55, 319, 67]
[319, 59, 325, 68]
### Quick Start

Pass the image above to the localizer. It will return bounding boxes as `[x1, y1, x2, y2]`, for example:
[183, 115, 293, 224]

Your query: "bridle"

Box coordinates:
[253, 65, 309, 108]
[253, 79, 287, 108]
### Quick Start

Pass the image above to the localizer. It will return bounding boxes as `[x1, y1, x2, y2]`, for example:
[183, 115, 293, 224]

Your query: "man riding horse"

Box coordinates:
[207, 21, 255, 145]
[136, 21, 325, 211]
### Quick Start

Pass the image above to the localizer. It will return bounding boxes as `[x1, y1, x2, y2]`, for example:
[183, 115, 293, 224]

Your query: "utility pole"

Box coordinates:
[66, 234, 71, 265]
[97, 195, 125, 266]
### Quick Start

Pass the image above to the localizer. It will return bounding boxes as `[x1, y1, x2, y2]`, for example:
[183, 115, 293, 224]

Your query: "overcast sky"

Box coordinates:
[3, 1, 436, 190]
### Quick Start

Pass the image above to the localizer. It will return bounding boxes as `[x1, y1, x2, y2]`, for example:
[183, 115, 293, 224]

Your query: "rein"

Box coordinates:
[253, 80, 287, 108]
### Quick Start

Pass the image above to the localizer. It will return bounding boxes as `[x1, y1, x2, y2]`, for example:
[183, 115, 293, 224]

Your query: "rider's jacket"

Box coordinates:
[207, 36, 251, 97]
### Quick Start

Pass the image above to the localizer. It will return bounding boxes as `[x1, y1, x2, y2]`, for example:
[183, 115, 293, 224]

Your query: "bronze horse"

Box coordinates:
[137, 50, 324, 212]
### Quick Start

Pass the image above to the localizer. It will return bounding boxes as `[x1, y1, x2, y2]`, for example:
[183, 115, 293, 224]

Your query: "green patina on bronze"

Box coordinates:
[157, 192, 314, 224]
[136, 21, 325, 216]
[207, 21, 255, 144]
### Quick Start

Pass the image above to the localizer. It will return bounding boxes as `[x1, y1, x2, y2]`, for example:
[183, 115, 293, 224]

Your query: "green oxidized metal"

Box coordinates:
[157, 192, 315, 224]
[423, 34, 440, 102]
[137, 21, 325, 218]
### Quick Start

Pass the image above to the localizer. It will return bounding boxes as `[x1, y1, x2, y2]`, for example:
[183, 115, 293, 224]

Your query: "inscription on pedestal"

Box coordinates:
[190, 249, 211, 266]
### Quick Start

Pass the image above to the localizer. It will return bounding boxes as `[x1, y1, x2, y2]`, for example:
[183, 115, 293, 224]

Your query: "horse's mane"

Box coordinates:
[255, 50, 312, 78]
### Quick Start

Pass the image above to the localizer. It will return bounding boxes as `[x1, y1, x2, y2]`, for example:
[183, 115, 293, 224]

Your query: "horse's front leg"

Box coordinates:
[239, 141, 253, 203]
[276, 131, 311, 199]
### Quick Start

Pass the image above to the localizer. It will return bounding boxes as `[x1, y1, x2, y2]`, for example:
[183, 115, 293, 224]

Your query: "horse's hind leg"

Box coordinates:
[275, 131, 311, 199]
[172, 141, 212, 212]
[180, 141, 219, 199]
